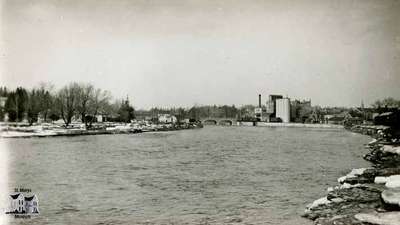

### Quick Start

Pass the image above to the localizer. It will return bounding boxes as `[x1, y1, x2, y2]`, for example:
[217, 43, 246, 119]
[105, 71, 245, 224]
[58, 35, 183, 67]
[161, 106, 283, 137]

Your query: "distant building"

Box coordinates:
[95, 112, 119, 122]
[254, 107, 263, 121]
[324, 112, 351, 125]
[324, 115, 344, 125]
[96, 114, 104, 123]
[158, 114, 177, 124]
[290, 99, 312, 123]
[239, 105, 256, 121]
[266, 95, 283, 116]
[0, 96, 7, 108]
[276, 98, 291, 123]
[254, 94, 314, 123]
[254, 94, 266, 121]
[135, 110, 153, 121]
[181, 118, 191, 124]
[3, 112, 9, 122]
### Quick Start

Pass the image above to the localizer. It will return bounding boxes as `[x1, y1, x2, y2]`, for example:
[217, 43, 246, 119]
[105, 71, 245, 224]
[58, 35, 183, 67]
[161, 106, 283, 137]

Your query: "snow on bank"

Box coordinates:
[368, 139, 377, 145]
[0, 130, 58, 138]
[382, 145, 400, 155]
[355, 212, 400, 225]
[375, 176, 389, 184]
[305, 196, 344, 212]
[327, 183, 362, 192]
[337, 168, 368, 183]
[306, 197, 331, 210]
[374, 175, 400, 188]
[106, 125, 132, 131]
[387, 175, 400, 189]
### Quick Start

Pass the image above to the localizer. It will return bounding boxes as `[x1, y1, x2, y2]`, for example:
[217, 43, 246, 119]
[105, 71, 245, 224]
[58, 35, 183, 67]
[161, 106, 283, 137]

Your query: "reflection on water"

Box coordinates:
[5, 126, 371, 225]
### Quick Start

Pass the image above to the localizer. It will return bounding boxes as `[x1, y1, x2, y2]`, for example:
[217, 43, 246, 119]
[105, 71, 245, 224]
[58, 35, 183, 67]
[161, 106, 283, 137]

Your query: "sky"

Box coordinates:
[1, 0, 400, 109]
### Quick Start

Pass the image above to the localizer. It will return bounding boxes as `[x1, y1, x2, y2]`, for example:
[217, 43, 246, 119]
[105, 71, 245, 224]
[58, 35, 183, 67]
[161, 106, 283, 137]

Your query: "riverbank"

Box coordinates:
[303, 125, 400, 225]
[235, 121, 343, 129]
[0, 122, 203, 138]
[256, 122, 343, 129]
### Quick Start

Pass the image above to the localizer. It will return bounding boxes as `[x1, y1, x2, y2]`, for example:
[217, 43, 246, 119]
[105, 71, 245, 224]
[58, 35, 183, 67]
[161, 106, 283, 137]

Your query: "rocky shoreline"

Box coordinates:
[302, 125, 400, 225]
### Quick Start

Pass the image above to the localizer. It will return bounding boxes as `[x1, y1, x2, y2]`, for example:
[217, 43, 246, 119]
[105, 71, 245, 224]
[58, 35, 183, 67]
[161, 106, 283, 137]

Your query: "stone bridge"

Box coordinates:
[200, 117, 237, 126]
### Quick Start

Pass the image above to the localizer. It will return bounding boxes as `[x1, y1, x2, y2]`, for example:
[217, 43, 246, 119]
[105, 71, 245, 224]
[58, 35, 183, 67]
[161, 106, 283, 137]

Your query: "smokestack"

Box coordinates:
[258, 94, 261, 107]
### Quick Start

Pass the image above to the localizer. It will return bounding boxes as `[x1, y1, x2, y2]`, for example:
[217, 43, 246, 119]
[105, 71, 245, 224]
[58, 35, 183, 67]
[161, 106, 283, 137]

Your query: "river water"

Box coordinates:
[4, 126, 371, 225]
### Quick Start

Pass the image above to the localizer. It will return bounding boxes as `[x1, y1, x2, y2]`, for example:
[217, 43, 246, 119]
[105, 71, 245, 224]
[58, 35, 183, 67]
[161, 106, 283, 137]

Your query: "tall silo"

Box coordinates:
[276, 98, 291, 123]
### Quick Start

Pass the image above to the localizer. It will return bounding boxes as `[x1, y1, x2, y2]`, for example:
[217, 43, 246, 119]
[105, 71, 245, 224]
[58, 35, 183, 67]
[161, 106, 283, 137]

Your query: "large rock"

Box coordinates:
[327, 186, 382, 203]
[303, 186, 382, 221]
[376, 168, 400, 177]
[338, 168, 369, 184]
[364, 145, 400, 168]
[340, 168, 400, 185]
[381, 188, 400, 210]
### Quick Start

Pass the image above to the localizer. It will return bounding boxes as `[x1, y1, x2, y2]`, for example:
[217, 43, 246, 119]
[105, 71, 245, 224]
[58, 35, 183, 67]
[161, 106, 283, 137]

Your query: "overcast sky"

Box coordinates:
[1, 0, 400, 109]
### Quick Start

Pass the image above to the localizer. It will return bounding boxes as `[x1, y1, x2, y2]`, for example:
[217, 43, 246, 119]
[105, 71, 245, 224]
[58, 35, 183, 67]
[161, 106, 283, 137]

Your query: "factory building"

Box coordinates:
[276, 98, 291, 123]
[254, 94, 265, 121]
[253, 94, 303, 123]
[266, 95, 283, 116]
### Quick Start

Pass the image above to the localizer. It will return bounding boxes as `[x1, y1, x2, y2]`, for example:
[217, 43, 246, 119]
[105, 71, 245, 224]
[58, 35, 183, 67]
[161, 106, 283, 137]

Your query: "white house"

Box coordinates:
[0, 96, 7, 108]
[24, 195, 39, 214]
[10, 193, 25, 213]
[9, 193, 39, 214]
[96, 114, 104, 123]
[158, 114, 177, 124]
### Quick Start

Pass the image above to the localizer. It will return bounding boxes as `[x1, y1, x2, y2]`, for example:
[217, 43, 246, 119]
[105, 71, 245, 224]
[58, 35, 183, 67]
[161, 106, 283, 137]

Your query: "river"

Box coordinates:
[4, 126, 371, 225]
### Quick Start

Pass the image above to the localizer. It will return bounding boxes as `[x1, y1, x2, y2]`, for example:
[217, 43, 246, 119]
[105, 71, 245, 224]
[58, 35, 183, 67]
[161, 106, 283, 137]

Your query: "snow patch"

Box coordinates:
[306, 197, 331, 209]
[330, 197, 344, 203]
[368, 139, 377, 145]
[355, 212, 400, 225]
[385, 175, 400, 189]
[340, 183, 361, 189]
[0, 130, 58, 138]
[327, 183, 361, 192]
[375, 175, 400, 188]
[337, 168, 368, 183]
[382, 145, 400, 155]
[375, 176, 389, 184]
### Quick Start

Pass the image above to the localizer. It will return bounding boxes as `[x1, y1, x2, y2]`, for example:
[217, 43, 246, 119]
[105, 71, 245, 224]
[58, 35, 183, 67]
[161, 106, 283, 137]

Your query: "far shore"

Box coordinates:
[0, 120, 353, 139]
[0, 122, 203, 138]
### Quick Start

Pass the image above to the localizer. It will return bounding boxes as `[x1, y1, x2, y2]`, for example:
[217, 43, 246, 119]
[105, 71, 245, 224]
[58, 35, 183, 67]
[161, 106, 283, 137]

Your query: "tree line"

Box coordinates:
[137, 105, 241, 121]
[0, 83, 135, 127]
[1, 83, 398, 126]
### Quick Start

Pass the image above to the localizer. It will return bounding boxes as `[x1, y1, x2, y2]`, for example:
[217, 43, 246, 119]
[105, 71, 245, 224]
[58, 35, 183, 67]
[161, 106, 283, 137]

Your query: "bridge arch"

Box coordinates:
[203, 119, 217, 125]
[218, 120, 233, 126]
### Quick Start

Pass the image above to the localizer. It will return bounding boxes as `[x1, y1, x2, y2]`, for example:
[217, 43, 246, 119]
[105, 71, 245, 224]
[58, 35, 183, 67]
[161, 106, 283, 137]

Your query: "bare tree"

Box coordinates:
[27, 89, 41, 125]
[35, 83, 54, 122]
[76, 83, 94, 127]
[86, 88, 111, 127]
[56, 83, 80, 127]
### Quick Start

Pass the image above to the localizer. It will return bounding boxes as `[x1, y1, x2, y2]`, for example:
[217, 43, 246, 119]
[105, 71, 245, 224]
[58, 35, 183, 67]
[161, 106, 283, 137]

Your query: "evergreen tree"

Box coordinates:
[118, 97, 135, 123]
